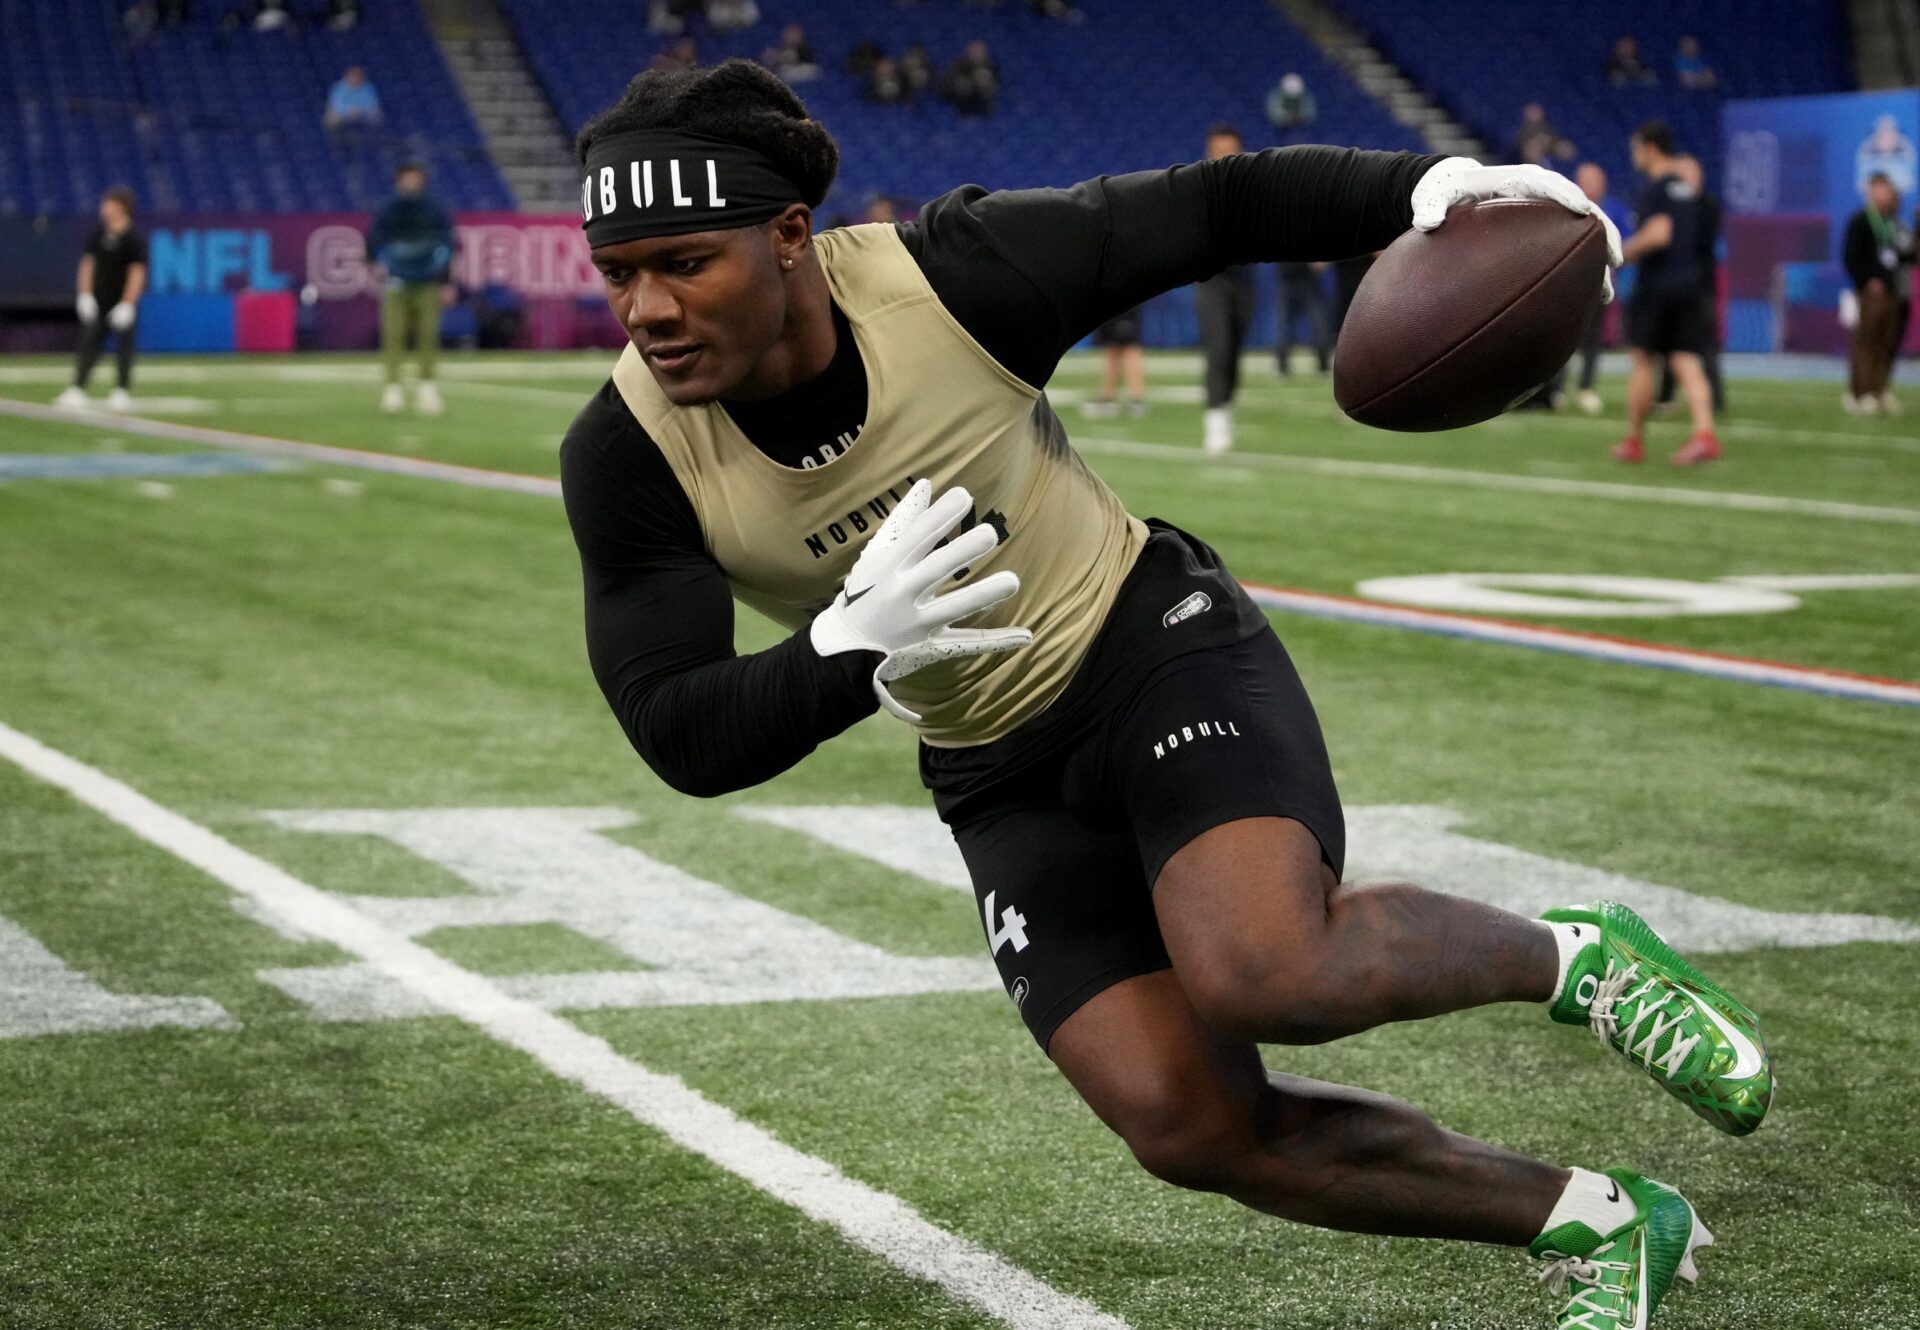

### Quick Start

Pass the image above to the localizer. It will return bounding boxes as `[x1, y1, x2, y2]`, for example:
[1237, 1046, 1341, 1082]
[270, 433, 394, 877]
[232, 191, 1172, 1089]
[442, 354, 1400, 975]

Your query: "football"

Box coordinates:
[1333, 199, 1610, 432]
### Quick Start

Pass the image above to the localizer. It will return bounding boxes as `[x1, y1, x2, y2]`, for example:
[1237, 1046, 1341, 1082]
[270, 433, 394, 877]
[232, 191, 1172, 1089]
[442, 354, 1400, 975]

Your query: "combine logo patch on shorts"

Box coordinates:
[1162, 591, 1212, 627]
[1009, 977, 1029, 1008]
[1152, 720, 1241, 759]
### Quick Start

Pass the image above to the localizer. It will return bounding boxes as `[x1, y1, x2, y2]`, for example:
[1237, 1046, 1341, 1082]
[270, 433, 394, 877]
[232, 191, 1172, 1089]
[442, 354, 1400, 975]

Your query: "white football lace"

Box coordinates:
[1588, 960, 1701, 1081]
[1539, 1255, 1632, 1327]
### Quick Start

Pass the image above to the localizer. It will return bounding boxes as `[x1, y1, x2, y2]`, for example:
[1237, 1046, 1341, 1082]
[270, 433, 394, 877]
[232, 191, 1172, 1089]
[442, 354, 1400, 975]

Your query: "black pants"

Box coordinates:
[1196, 274, 1255, 409]
[75, 318, 137, 391]
[1276, 268, 1330, 373]
[1655, 293, 1725, 409]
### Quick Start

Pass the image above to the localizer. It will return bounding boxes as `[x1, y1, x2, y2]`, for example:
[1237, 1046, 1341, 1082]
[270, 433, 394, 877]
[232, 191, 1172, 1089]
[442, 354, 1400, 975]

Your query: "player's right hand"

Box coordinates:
[76, 293, 99, 324]
[809, 478, 1031, 724]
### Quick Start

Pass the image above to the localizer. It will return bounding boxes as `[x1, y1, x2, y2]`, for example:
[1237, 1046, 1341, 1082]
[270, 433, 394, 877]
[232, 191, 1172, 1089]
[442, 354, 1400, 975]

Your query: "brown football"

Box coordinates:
[1333, 199, 1609, 432]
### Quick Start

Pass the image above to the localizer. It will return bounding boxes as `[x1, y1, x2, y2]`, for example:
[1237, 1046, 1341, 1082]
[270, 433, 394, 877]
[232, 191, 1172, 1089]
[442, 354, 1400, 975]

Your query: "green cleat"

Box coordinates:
[1531, 1170, 1713, 1329]
[1542, 900, 1773, 1136]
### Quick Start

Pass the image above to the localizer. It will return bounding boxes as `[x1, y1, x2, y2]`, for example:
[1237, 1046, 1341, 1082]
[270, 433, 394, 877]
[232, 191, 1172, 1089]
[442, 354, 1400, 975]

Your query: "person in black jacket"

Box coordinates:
[54, 186, 147, 413]
[1844, 172, 1915, 413]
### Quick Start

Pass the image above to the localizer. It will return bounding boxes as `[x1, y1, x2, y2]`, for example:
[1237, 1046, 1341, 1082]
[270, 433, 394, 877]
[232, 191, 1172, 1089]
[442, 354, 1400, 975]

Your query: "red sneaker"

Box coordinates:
[1610, 436, 1645, 463]
[1670, 433, 1722, 467]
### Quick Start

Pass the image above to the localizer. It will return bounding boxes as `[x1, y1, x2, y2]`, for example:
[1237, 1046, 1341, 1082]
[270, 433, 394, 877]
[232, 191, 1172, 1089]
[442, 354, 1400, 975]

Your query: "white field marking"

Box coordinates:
[8, 395, 1911, 705]
[133, 480, 175, 499]
[1241, 583, 1920, 706]
[255, 807, 995, 1021]
[322, 478, 364, 497]
[0, 398, 563, 498]
[737, 806, 974, 892]
[1070, 434, 1920, 526]
[14, 393, 1913, 530]
[0, 721, 1130, 1330]
[1726, 573, 1920, 591]
[1354, 574, 1803, 618]
[741, 805, 1920, 953]
[0, 913, 235, 1038]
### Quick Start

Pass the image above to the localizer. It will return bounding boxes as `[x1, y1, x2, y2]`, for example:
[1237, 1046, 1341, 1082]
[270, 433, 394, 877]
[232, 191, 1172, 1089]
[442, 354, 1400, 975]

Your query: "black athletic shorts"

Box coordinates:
[922, 523, 1345, 1050]
[1091, 307, 1144, 347]
[1627, 288, 1712, 356]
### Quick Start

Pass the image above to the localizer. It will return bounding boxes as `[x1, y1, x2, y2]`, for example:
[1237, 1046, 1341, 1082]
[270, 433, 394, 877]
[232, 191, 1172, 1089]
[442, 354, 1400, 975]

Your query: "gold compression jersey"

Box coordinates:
[610, 222, 1149, 747]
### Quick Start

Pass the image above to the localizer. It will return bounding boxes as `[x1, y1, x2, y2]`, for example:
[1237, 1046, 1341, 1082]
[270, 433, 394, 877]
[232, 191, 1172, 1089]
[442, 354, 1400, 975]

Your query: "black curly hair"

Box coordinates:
[575, 59, 839, 208]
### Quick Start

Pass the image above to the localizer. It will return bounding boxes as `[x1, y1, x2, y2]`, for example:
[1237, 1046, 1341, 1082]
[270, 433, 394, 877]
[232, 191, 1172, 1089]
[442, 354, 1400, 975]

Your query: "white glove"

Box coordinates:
[76, 293, 99, 324]
[1411, 157, 1624, 302]
[810, 478, 1032, 723]
[107, 301, 136, 331]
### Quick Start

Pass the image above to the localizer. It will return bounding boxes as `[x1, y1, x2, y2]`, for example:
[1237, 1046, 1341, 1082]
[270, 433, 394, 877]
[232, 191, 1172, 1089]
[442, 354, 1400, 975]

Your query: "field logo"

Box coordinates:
[251, 808, 997, 1022]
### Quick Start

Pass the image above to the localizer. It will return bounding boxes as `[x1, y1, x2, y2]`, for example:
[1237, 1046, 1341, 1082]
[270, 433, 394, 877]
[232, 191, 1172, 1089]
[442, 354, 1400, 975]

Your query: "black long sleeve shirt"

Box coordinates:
[560, 145, 1440, 795]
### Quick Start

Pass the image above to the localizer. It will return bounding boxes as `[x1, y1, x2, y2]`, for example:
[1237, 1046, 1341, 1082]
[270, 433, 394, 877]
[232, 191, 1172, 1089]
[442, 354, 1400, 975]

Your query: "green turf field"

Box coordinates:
[1, 351, 1916, 1329]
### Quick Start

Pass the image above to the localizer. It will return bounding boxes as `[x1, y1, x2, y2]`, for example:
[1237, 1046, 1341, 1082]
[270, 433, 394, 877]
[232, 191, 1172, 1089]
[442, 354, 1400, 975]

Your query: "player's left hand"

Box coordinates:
[107, 302, 137, 331]
[1411, 158, 1624, 302]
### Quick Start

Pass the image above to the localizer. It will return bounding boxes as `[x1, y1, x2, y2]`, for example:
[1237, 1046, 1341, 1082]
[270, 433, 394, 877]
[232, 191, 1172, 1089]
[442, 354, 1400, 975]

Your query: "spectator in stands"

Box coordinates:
[1195, 123, 1256, 454]
[865, 57, 906, 105]
[253, 0, 290, 30]
[900, 44, 934, 97]
[763, 24, 820, 82]
[1265, 73, 1317, 142]
[647, 0, 697, 36]
[652, 36, 700, 72]
[1511, 103, 1557, 165]
[158, 0, 188, 24]
[325, 66, 382, 131]
[704, 0, 759, 33]
[1275, 263, 1330, 375]
[1673, 36, 1716, 90]
[942, 40, 1000, 117]
[55, 187, 148, 415]
[1605, 36, 1656, 86]
[124, 1, 158, 41]
[326, 0, 360, 31]
[1616, 121, 1720, 465]
[1843, 172, 1915, 414]
[369, 163, 455, 416]
[846, 38, 883, 78]
[864, 196, 899, 224]
[1027, 0, 1082, 19]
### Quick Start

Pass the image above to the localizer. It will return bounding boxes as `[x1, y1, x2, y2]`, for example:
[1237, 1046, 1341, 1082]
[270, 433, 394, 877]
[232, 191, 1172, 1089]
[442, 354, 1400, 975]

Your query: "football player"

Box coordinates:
[561, 61, 1763, 1327]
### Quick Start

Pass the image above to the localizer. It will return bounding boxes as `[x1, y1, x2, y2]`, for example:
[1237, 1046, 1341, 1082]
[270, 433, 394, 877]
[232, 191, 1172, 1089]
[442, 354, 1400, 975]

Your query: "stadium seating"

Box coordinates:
[1323, 0, 1852, 190]
[497, 0, 1428, 218]
[0, 0, 511, 216]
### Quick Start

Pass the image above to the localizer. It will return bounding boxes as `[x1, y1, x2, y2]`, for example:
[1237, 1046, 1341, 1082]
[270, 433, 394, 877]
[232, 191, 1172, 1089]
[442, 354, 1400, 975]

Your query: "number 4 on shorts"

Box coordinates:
[983, 890, 1030, 956]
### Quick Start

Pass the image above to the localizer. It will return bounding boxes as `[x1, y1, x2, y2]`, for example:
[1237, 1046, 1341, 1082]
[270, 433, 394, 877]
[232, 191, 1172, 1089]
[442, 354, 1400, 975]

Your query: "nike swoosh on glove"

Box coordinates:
[809, 478, 1032, 723]
[1410, 158, 1625, 302]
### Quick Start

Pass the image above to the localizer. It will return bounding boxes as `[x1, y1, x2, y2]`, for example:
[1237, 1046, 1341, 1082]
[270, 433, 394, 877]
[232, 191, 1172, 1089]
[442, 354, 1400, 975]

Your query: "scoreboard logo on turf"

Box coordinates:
[582, 159, 728, 222]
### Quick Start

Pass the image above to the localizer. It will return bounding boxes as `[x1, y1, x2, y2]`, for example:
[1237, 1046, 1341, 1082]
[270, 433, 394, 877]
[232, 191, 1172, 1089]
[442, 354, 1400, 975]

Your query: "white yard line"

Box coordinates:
[0, 718, 1129, 1330]
[11, 395, 1915, 526]
[1070, 434, 1920, 525]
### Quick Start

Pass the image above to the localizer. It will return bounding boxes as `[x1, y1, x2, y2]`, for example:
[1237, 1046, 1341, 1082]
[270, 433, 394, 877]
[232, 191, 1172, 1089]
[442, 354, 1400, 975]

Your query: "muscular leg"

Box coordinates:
[1049, 968, 1567, 1244]
[1098, 344, 1120, 400]
[1121, 344, 1145, 400]
[1153, 817, 1557, 1045]
[1625, 347, 1657, 437]
[1669, 351, 1714, 435]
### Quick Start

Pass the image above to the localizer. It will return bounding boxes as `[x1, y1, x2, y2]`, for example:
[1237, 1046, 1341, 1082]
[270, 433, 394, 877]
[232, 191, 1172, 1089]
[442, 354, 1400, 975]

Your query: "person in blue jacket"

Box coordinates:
[369, 163, 455, 414]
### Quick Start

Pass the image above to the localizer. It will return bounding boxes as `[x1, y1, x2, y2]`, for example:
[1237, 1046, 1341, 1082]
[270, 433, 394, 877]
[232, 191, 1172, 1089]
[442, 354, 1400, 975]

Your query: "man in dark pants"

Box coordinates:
[55, 187, 147, 413]
[1843, 171, 1914, 413]
[1275, 261, 1329, 375]
[1195, 123, 1257, 455]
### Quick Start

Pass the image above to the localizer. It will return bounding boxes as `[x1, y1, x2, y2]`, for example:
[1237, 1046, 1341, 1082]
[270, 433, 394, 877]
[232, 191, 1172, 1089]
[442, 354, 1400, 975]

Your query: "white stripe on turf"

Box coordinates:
[0, 718, 1131, 1330]
[1070, 435, 1920, 526]
[9, 394, 1917, 526]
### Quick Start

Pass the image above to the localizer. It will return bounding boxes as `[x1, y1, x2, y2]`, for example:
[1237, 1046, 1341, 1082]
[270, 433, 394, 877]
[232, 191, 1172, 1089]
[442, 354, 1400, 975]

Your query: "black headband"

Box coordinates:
[580, 130, 801, 247]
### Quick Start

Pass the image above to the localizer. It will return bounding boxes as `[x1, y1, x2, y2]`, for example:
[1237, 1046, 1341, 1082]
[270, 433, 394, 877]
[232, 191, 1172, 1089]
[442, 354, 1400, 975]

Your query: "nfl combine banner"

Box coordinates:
[0, 211, 626, 354]
[1722, 89, 1920, 353]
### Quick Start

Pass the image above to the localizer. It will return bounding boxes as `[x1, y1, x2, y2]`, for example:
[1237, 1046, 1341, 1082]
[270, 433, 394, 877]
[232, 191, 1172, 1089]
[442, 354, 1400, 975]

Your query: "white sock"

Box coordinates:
[1539, 1167, 1636, 1250]
[1540, 919, 1592, 1006]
